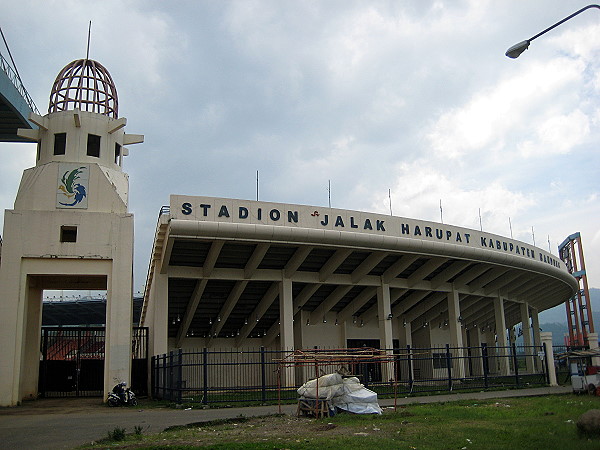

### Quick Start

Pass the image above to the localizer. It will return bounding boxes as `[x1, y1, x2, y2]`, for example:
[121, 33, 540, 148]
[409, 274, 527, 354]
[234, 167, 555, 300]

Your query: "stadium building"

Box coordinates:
[141, 195, 578, 371]
[0, 53, 584, 405]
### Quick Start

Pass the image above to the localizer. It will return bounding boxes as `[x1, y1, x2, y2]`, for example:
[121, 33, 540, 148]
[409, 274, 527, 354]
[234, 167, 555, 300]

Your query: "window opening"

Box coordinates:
[87, 134, 100, 157]
[60, 225, 77, 243]
[54, 133, 66, 155]
[114, 143, 121, 165]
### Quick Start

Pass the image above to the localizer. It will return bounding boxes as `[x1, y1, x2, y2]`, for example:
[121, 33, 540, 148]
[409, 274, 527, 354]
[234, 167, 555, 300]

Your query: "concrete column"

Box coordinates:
[493, 296, 510, 376]
[587, 333, 600, 366]
[20, 281, 43, 400]
[531, 309, 541, 347]
[0, 217, 26, 406]
[377, 283, 394, 350]
[338, 319, 348, 349]
[447, 290, 465, 378]
[471, 325, 482, 345]
[531, 308, 542, 371]
[507, 326, 517, 375]
[398, 319, 413, 382]
[482, 329, 497, 374]
[520, 303, 535, 373]
[398, 319, 412, 347]
[470, 326, 484, 376]
[508, 326, 516, 351]
[150, 273, 169, 358]
[104, 254, 134, 399]
[279, 278, 295, 386]
[377, 282, 394, 382]
[540, 332, 557, 386]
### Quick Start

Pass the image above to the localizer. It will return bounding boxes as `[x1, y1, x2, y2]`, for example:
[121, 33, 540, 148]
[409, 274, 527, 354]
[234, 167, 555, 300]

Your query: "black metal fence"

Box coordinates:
[39, 327, 105, 397]
[39, 326, 149, 398]
[152, 342, 551, 405]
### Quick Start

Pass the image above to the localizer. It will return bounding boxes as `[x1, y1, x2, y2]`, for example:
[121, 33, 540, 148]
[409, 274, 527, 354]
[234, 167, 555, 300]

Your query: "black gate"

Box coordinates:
[132, 327, 149, 396]
[39, 327, 148, 397]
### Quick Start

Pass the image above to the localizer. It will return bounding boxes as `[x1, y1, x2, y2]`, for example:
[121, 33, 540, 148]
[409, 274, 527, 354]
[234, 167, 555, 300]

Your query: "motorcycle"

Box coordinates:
[107, 382, 138, 407]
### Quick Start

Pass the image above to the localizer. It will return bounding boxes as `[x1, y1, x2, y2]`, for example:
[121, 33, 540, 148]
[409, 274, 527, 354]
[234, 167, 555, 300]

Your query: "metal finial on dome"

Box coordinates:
[48, 59, 118, 118]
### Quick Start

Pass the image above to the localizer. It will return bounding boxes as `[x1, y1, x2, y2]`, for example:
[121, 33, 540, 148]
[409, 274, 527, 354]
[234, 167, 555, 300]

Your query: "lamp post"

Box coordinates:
[505, 4, 600, 58]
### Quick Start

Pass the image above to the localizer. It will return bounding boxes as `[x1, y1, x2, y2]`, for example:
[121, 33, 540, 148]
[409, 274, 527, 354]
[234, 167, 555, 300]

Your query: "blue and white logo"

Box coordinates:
[57, 164, 89, 209]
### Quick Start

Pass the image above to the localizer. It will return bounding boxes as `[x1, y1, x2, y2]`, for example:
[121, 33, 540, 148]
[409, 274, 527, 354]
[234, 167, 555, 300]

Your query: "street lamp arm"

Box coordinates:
[506, 4, 600, 58]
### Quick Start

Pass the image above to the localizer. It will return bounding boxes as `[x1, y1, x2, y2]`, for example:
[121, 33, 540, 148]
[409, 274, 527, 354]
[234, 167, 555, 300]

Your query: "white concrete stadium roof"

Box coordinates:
[141, 196, 578, 346]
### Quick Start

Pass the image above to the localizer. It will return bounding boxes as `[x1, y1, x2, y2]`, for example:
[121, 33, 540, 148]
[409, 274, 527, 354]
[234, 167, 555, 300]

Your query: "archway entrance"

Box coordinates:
[35, 283, 107, 399]
[37, 288, 148, 398]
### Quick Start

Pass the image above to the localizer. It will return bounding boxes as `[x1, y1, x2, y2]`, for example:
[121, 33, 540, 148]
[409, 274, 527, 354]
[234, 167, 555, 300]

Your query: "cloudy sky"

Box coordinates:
[1, 1, 599, 322]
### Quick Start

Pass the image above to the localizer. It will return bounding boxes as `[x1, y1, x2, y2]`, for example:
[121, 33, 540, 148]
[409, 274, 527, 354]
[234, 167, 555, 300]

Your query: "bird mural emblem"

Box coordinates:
[58, 166, 87, 207]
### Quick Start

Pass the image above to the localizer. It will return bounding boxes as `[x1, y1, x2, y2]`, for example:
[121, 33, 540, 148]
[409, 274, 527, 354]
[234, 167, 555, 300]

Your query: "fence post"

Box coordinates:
[445, 344, 453, 392]
[40, 329, 48, 398]
[159, 354, 164, 400]
[407, 344, 414, 393]
[150, 356, 155, 399]
[482, 343, 489, 389]
[161, 354, 166, 399]
[177, 349, 183, 404]
[511, 343, 520, 388]
[154, 355, 162, 400]
[260, 346, 267, 403]
[543, 343, 550, 385]
[466, 343, 473, 377]
[168, 351, 175, 402]
[202, 347, 209, 405]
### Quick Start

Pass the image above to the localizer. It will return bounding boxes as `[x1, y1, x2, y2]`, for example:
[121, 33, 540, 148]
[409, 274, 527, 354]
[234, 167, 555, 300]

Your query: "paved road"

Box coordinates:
[0, 386, 572, 449]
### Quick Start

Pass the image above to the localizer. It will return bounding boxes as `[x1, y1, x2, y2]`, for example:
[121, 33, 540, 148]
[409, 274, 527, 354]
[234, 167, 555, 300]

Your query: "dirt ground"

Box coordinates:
[100, 413, 398, 448]
[0, 399, 393, 447]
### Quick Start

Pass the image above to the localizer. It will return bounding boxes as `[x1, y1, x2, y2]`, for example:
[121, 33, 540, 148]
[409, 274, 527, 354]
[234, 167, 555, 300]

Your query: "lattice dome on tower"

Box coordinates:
[48, 59, 118, 118]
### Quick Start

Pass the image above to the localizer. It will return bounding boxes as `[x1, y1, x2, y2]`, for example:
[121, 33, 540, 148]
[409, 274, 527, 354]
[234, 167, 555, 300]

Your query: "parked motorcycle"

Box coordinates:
[107, 382, 138, 407]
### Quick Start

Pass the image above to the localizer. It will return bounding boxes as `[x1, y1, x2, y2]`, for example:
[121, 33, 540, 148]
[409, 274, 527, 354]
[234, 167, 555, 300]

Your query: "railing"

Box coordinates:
[0, 52, 39, 115]
[151, 343, 551, 405]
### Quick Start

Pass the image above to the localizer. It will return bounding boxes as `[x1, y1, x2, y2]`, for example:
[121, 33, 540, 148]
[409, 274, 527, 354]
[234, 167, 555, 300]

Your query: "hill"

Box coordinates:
[538, 288, 599, 345]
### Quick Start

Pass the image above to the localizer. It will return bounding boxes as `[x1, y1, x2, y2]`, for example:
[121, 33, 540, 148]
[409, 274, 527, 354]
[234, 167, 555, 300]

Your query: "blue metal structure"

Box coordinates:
[0, 51, 38, 142]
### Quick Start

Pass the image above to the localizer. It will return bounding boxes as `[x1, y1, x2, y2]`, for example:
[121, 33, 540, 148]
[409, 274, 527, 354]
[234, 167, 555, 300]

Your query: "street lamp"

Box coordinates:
[506, 4, 600, 58]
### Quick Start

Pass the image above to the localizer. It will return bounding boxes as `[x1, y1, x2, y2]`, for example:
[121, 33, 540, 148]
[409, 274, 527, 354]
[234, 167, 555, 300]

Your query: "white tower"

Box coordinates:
[0, 59, 143, 405]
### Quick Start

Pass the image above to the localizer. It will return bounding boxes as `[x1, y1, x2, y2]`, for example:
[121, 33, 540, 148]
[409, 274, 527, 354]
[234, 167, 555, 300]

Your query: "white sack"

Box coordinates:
[297, 373, 382, 414]
[297, 373, 343, 399]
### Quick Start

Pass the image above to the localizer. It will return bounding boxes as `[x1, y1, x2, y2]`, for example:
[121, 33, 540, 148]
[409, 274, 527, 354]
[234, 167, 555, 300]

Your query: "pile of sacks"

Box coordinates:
[297, 372, 382, 414]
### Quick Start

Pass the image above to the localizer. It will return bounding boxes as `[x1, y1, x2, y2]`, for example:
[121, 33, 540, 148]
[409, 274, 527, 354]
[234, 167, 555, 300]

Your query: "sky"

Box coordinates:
[1, 1, 599, 323]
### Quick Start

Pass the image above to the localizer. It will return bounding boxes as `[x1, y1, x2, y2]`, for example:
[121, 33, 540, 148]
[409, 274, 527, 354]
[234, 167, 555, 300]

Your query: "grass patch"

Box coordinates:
[106, 427, 126, 441]
[86, 394, 600, 449]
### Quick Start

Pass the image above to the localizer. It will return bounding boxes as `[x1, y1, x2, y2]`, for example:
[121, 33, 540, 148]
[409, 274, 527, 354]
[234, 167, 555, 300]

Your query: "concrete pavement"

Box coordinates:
[0, 386, 572, 449]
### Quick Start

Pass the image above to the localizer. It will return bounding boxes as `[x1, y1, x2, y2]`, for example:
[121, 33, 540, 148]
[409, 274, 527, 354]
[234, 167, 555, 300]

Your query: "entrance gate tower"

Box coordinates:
[0, 58, 143, 405]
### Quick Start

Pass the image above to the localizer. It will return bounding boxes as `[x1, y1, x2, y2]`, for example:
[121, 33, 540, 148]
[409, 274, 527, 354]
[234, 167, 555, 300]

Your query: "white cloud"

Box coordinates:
[518, 109, 589, 157]
[426, 57, 583, 159]
[0, 144, 37, 235]
[371, 162, 534, 235]
[551, 23, 600, 63]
